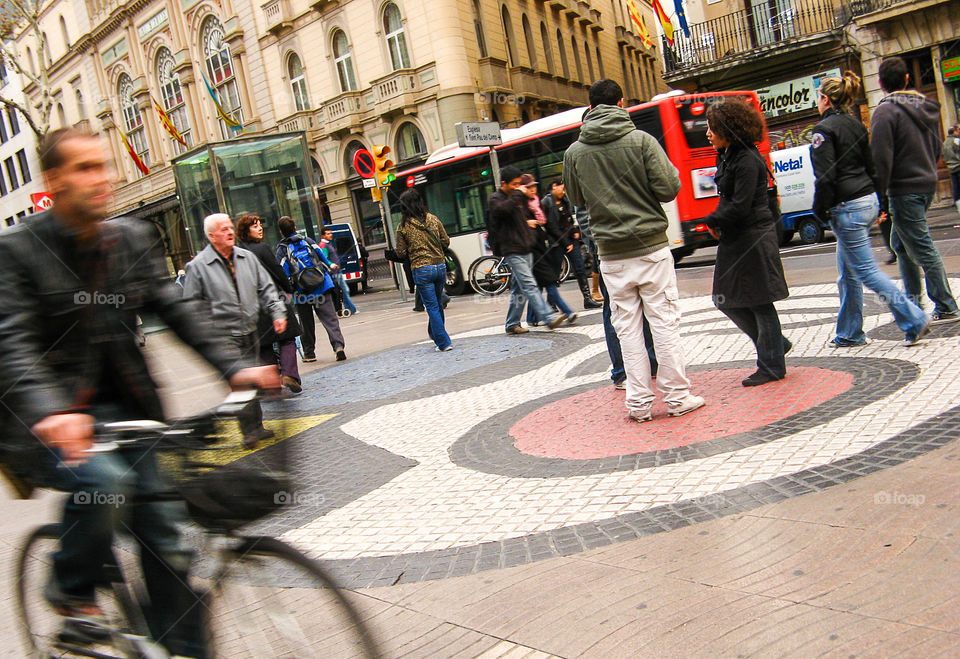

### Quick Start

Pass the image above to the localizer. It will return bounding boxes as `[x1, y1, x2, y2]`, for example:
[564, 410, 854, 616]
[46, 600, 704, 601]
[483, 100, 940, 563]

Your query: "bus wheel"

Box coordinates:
[444, 251, 466, 296]
[670, 247, 693, 264]
[798, 217, 824, 245]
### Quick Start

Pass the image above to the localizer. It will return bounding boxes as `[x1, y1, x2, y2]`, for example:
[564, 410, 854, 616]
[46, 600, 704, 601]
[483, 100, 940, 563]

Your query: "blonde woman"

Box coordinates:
[810, 71, 927, 347]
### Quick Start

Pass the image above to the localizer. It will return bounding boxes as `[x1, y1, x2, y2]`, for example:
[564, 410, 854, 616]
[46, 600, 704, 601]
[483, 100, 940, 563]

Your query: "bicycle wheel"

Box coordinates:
[558, 254, 571, 282]
[469, 256, 511, 296]
[17, 523, 139, 659]
[204, 535, 379, 659]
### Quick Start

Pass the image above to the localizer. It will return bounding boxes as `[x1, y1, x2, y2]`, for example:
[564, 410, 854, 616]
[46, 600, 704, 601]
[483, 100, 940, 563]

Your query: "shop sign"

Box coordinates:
[755, 69, 840, 118]
[942, 56, 960, 82]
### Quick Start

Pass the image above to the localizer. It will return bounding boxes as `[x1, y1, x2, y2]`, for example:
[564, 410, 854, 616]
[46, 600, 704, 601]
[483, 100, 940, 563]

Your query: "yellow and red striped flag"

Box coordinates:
[119, 130, 150, 176]
[152, 96, 188, 148]
[627, 0, 654, 48]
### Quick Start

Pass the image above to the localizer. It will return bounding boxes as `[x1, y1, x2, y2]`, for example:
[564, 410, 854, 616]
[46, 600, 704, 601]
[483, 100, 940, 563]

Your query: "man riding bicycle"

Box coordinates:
[0, 128, 279, 657]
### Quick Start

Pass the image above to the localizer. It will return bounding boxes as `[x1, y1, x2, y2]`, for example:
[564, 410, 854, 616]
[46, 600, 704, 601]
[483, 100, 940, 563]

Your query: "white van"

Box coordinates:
[772, 145, 830, 244]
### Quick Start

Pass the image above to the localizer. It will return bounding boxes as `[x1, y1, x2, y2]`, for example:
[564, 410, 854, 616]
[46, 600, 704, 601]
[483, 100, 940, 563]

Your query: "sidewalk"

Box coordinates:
[217, 280, 960, 654]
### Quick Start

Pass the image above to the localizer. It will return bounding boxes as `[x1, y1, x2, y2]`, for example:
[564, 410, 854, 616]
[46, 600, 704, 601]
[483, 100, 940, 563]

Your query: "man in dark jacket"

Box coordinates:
[0, 128, 278, 656]
[871, 56, 959, 323]
[564, 79, 704, 421]
[542, 179, 601, 309]
[487, 164, 566, 333]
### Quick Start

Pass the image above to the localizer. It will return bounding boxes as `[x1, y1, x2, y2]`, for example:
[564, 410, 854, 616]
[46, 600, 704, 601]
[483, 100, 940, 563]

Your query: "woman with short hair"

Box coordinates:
[704, 97, 791, 386]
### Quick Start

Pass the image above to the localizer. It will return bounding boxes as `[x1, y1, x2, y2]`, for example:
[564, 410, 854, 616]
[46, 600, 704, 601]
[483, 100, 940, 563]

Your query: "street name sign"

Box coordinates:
[455, 122, 502, 147]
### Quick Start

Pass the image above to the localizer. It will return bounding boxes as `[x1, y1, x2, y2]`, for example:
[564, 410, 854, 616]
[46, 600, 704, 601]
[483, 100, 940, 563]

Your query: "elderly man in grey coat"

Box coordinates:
[183, 213, 287, 448]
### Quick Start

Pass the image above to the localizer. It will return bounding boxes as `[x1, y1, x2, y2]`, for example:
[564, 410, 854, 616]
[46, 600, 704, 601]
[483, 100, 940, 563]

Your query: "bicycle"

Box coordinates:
[15, 391, 380, 659]
[468, 253, 572, 296]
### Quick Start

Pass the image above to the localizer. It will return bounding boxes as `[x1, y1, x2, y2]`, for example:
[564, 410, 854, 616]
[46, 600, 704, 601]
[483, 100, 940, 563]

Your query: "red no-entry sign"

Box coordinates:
[353, 149, 375, 179]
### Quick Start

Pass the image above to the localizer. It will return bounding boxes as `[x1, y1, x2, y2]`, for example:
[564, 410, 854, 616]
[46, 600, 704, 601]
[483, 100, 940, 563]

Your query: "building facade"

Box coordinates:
[0, 59, 43, 228]
[16, 0, 667, 265]
[660, 0, 960, 203]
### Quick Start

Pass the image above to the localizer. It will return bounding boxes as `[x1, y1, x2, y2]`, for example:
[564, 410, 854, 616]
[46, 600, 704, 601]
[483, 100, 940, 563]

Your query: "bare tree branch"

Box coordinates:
[0, 0, 52, 138]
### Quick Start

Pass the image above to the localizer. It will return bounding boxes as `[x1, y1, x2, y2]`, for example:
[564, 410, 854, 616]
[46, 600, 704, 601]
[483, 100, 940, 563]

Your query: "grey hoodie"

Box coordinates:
[563, 105, 681, 260]
[870, 91, 943, 199]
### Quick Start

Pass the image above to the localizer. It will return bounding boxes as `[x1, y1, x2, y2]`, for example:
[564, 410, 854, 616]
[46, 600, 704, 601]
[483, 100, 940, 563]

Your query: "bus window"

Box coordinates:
[675, 95, 752, 150]
[455, 183, 490, 234]
[630, 106, 665, 146]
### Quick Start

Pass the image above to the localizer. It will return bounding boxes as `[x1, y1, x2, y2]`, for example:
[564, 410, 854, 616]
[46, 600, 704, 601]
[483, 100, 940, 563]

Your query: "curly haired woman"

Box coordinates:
[703, 97, 791, 386]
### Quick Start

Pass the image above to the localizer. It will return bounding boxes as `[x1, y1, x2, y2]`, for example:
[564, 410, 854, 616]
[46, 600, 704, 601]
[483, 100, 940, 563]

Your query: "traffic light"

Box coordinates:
[372, 144, 395, 187]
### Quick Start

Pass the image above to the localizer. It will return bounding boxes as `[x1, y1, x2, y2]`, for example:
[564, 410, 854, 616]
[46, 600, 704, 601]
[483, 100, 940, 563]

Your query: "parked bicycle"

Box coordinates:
[15, 391, 379, 659]
[469, 254, 572, 296]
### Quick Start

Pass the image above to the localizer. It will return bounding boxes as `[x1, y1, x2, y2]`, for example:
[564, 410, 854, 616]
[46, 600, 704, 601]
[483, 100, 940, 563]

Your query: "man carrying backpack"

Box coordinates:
[276, 216, 347, 363]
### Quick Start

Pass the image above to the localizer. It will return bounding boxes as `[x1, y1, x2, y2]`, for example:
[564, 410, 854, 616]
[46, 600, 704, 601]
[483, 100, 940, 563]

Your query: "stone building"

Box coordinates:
[15, 0, 667, 263]
[0, 58, 42, 228]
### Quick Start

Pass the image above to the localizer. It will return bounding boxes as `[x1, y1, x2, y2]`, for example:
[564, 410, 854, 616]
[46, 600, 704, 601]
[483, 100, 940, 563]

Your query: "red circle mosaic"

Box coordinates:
[511, 367, 854, 460]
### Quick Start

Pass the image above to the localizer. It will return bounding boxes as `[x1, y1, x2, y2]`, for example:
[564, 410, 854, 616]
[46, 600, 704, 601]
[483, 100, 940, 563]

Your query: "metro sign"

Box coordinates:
[30, 192, 54, 212]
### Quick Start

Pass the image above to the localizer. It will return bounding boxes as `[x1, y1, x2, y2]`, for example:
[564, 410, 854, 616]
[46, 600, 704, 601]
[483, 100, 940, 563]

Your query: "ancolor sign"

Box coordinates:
[755, 69, 840, 118]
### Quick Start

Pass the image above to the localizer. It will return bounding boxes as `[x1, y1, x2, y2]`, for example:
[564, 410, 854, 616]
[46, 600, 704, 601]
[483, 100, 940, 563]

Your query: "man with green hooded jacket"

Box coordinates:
[564, 79, 705, 423]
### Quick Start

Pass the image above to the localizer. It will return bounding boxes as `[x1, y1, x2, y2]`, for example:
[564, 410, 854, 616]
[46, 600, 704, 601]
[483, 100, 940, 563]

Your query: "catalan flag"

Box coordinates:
[152, 96, 188, 148]
[626, 0, 654, 48]
[653, 0, 675, 46]
[201, 72, 242, 130]
[119, 130, 150, 176]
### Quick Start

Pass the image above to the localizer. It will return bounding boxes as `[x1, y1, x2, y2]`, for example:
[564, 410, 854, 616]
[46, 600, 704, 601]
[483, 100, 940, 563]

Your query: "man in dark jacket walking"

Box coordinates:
[487, 164, 566, 333]
[871, 56, 959, 324]
[0, 128, 279, 656]
[542, 179, 601, 309]
[564, 79, 704, 422]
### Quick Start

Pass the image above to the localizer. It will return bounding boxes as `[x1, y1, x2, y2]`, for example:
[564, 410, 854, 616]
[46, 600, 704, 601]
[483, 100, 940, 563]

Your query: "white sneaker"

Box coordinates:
[667, 395, 705, 417]
[614, 380, 626, 390]
[629, 407, 653, 423]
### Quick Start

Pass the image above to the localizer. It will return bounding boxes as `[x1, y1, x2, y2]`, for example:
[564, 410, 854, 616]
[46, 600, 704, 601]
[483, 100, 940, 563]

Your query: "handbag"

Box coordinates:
[258, 295, 301, 344]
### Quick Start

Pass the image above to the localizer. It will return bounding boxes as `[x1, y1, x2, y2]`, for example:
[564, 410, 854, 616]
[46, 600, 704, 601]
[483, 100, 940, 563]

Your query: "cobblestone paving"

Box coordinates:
[250, 282, 960, 589]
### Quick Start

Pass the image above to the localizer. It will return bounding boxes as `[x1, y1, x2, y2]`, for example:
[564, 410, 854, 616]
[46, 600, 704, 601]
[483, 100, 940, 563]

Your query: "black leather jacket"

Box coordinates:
[0, 211, 245, 474]
[810, 108, 877, 220]
[487, 189, 536, 256]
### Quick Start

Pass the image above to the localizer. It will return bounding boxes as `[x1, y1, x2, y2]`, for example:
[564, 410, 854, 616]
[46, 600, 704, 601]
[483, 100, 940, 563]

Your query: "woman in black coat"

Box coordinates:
[703, 98, 790, 387]
[236, 214, 302, 393]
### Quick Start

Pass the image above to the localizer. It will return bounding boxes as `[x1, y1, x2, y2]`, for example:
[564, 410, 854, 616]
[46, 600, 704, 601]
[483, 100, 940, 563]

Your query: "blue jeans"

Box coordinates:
[526, 284, 574, 323]
[599, 269, 657, 383]
[831, 193, 927, 341]
[39, 446, 202, 655]
[335, 273, 357, 314]
[413, 263, 452, 349]
[505, 253, 558, 330]
[889, 193, 958, 315]
[568, 240, 586, 277]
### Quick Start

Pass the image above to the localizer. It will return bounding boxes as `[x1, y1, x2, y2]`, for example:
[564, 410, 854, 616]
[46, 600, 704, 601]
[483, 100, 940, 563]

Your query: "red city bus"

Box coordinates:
[387, 90, 775, 293]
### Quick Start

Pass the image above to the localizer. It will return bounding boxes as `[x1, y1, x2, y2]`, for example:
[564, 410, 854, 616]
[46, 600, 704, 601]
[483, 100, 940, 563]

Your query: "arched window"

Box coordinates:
[383, 3, 410, 70]
[501, 6, 518, 67]
[287, 53, 309, 112]
[584, 40, 594, 82]
[75, 88, 86, 120]
[556, 30, 569, 79]
[473, 0, 487, 58]
[59, 16, 69, 48]
[202, 15, 243, 138]
[333, 30, 357, 92]
[521, 15, 536, 69]
[118, 73, 150, 174]
[343, 140, 366, 173]
[540, 23, 554, 75]
[396, 122, 427, 161]
[571, 36, 583, 82]
[157, 47, 192, 153]
[56, 103, 66, 128]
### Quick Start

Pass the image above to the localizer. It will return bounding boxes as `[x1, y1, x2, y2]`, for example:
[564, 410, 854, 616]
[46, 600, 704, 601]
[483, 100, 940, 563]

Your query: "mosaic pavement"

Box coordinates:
[248, 281, 960, 589]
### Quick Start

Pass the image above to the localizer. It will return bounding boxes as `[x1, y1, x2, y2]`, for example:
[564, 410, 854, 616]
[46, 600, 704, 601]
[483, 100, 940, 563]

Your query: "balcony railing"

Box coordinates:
[663, 0, 842, 74]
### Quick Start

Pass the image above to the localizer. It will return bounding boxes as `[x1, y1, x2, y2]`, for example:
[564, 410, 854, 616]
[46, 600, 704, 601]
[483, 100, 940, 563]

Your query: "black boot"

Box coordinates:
[577, 275, 602, 309]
